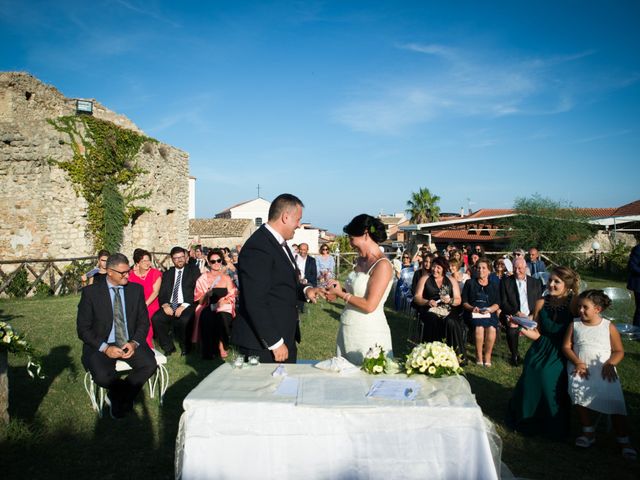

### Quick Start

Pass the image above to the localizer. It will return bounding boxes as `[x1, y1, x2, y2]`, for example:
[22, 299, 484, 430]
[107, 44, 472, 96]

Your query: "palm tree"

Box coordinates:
[406, 188, 441, 224]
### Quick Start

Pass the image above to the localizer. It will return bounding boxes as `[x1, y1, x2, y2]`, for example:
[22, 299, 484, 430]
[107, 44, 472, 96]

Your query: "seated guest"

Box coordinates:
[502, 255, 514, 275]
[411, 254, 433, 296]
[413, 257, 466, 361]
[77, 253, 157, 418]
[222, 247, 237, 277]
[467, 252, 481, 279]
[490, 258, 508, 285]
[527, 247, 546, 276]
[295, 243, 318, 313]
[450, 249, 466, 273]
[394, 252, 415, 311]
[512, 248, 528, 274]
[152, 246, 199, 356]
[315, 244, 335, 288]
[128, 248, 162, 349]
[500, 257, 544, 366]
[82, 249, 110, 286]
[194, 249, 237, 359]
[411, 244, 430, 269]
[193, 246, 208, 273]
[462, 258, 500, 366]
[448, 258, 470, 291]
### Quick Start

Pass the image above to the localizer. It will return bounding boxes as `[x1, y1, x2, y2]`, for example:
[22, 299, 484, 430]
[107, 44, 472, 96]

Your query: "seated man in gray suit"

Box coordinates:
[77, 253, 157, 418]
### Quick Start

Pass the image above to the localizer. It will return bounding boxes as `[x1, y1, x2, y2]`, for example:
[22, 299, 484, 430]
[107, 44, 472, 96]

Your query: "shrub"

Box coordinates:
[6, 268, 29, 298]
[604, 241, 631, 274]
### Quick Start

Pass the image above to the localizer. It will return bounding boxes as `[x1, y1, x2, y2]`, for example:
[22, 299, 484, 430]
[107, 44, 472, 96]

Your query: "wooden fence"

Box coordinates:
[0, 252, 172, 297]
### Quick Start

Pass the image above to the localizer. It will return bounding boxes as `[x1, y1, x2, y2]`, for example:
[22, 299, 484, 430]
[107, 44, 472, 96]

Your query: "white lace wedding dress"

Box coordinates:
[336, 258, 394, 365]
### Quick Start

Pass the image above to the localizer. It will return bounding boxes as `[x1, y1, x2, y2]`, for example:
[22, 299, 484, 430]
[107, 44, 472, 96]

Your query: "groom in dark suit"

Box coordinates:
[231, 194, 323, 363]
[77, 253, 157, 418]
[500, 256, 544, 366]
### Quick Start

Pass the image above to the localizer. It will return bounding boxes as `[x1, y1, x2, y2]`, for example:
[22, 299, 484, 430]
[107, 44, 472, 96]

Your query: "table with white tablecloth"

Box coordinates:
[176, 363, 501, 480]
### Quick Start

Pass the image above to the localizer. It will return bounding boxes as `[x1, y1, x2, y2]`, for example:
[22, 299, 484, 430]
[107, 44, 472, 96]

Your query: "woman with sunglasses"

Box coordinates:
[315, 245, 335, 288]
[394, 252, 415, 311]
[193, 249, 237, 359]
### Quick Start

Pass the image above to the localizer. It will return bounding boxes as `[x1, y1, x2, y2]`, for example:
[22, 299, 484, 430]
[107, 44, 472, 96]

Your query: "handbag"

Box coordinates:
[428, 305, 450, 318]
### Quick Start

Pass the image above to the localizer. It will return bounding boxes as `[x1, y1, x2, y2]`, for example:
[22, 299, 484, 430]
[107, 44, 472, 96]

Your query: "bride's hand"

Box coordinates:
[325, 280, 342, 296]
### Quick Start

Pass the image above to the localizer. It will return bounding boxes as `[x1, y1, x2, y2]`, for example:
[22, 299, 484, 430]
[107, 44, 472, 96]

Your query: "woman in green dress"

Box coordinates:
[506, 266, 580, 439]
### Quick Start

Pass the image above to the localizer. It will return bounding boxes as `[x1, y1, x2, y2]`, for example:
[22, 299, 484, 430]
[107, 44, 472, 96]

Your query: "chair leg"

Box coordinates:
[147, 364, 169, 405]
[84, 371, 103, 418]
[157, 364, 169, 405]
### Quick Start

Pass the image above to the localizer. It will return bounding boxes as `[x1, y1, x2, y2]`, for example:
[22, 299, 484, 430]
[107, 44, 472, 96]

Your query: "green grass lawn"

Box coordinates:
[1, 277, 639, 479]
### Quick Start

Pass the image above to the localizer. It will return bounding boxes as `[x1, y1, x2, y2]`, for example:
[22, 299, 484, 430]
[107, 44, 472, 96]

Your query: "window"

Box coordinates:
[255, 217, 262, 227]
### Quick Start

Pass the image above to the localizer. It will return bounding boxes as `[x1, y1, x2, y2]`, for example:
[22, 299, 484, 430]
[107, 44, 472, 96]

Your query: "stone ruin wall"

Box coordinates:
[0, 72, 189, 265]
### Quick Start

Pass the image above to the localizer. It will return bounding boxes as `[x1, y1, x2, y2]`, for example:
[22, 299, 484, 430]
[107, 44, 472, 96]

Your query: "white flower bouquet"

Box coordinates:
[362, 344, 387, 374]
[404, 341, 463, 377]
[0, 321, 43, 378]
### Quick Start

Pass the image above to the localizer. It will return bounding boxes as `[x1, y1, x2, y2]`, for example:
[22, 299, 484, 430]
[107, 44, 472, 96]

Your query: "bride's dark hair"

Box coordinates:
[343, 214, 387, 244]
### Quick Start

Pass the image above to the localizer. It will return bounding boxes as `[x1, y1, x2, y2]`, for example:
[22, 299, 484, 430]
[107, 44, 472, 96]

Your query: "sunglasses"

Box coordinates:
[210, 258, 223, 264]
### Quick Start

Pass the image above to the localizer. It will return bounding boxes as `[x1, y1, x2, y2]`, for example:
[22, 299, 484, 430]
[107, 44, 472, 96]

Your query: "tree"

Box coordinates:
[406, 188, 441, 224]
[505, 195, 594, 258]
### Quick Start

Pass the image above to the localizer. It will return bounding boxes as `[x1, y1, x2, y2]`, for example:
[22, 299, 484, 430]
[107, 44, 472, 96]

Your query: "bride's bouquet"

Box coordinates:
[362, 344, 387, 374]
[404, 341, 463, 377]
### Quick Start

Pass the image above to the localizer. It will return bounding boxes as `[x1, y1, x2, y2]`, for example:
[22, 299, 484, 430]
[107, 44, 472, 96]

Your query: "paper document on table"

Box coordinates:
[273, 376, 298, 397]
[297, 376, 370, 406]
[366, 379, 421, 401]
[472, 312, 491, 319]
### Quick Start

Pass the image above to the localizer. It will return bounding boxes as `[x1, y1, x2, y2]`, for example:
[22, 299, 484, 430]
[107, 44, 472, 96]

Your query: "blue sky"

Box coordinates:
[1, 1, 639, 232]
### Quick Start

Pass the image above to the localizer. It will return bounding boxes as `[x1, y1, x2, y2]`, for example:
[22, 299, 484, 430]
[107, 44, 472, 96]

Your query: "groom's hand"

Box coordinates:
[305, 287, 324, 303]
[272, 344, 289, 362]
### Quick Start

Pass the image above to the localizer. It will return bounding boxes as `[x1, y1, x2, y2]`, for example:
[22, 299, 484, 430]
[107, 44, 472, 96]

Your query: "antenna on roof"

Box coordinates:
[257, 184, 261, 198]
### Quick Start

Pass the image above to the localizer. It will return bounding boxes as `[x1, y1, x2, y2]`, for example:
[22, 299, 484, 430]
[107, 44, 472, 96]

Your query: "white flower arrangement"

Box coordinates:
[404, 341, 463, 377]
[0, 321, 43, 378]
[362, 344, 387, 374]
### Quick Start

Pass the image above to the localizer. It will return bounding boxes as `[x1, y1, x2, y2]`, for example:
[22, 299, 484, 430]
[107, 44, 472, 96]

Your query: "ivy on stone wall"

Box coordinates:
[47, 115, 154, 252]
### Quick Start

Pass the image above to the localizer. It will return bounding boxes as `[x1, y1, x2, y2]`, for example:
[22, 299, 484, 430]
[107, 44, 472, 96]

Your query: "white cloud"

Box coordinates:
[113, 0, 181, 28]
[333, 43, 607, 134]
[569, 129, 632, 144]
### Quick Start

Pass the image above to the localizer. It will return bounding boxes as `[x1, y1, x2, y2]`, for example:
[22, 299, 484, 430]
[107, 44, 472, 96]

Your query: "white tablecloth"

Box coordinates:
[176, 363, 501, 480]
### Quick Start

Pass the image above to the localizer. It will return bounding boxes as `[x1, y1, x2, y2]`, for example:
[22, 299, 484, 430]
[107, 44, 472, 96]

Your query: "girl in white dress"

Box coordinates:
[562, 289, 636, 460]
[326, 214, 394, 366]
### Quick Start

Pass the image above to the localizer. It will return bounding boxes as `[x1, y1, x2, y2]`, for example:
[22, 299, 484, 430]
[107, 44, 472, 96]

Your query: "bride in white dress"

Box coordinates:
[326, 214, 394, 365]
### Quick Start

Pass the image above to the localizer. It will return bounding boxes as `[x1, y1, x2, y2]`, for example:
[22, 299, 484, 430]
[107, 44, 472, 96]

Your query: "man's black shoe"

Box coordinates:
[105, 393, 126, 419]
[163, 347, 176, 356]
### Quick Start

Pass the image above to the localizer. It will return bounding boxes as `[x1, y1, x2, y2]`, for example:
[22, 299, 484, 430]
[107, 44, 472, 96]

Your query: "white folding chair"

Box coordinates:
[84, 349, 169, 417]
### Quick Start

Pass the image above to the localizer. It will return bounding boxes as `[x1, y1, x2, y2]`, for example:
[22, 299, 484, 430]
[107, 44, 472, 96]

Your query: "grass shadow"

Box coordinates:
[8, 345, 76, 422]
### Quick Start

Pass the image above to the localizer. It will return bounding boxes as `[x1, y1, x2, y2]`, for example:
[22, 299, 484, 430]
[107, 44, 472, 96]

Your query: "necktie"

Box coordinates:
[111, 287, 128, 347]
[171, 270, 182, 310]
